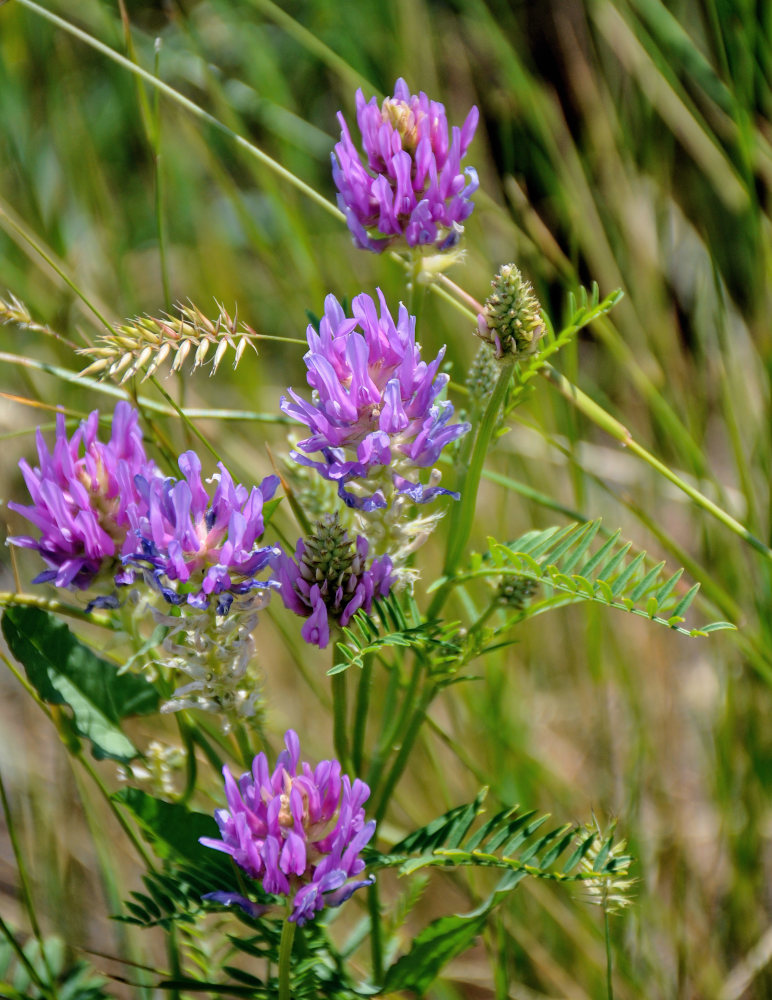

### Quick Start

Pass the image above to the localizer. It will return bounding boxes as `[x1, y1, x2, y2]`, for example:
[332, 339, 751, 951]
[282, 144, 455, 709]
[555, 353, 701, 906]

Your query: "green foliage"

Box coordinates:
[331, 593, 463, 676]
[382, 913, 487, 994]
[0, 929, 110, 1000]
[368, 789, 632, 993]
[113, 789, 238, 929]
[1, 606, 158, 761]
[462, 520, 736, 637]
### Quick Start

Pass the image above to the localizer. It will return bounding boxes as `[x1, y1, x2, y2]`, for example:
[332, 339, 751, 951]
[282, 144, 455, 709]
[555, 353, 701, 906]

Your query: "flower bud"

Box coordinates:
[476, 264, 545, 359]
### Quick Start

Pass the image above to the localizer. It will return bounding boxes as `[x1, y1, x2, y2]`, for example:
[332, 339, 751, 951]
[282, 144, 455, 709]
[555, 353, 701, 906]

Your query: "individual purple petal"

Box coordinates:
[201, 892, 271, 919]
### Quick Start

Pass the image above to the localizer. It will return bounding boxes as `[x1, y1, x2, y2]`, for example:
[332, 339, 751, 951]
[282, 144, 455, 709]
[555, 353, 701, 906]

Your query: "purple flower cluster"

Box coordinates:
[201, 730, 375, 925]
[275, 514, 393, 649]
[333, 78, 479, 252]
[281, 290, 469, 511]
[8, 402, 157, 590]
[128, 451, 279, 615]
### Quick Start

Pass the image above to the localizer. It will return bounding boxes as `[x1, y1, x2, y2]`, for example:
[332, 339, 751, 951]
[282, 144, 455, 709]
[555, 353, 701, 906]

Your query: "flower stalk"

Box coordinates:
[431, 359, 515, 618]
[278, 916, 297, 1000]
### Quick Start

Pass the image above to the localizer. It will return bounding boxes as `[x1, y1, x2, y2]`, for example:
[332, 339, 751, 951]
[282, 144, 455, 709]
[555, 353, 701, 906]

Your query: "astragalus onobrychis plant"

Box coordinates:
[1, 64, 736, 1000]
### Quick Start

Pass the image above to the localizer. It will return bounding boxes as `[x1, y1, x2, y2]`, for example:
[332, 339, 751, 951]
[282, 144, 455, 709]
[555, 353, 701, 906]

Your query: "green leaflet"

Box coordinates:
[382, 913, 488, 994]
[1, 605, 158, 762]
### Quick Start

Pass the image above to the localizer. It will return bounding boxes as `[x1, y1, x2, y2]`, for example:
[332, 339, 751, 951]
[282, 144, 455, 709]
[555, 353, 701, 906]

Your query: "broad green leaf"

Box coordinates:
[114, 787, 220, 867]
[2, 606, 158, 762]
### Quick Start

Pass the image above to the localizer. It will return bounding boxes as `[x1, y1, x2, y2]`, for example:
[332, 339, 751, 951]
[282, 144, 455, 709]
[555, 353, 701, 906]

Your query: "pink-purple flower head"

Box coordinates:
[275, 513, 394, 649]
[200, 730, 375, 926]
[127, 451, 280, 615]
[280, 290, 469, 511]
[333, 78, 479, 253]
[8, 402, 157, 592]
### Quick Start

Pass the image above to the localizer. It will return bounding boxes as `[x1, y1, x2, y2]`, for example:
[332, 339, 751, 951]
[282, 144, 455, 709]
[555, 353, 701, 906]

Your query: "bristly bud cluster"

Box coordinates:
[476, 264, 545, 359]
[200, 730, 375, 925]
[275, 513, 394, 649]
[497, 575, 538, 609]
[333, 78, 479, 253]
[465, 343, 499, 406]
[78, 301, 260, 382]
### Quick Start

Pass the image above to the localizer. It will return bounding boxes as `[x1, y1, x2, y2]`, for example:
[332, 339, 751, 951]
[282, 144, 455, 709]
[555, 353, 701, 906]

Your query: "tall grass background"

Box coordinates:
[0, 0, 771, 997]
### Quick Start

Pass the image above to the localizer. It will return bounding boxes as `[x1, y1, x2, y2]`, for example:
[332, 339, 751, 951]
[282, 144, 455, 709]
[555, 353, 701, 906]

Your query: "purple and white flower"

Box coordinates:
[200, 730, 375, 925]
[333, 78, 479, 252]
[280, 290, 469, 512]
[128, 451, 280, 615]
[8, 402, 157, 591]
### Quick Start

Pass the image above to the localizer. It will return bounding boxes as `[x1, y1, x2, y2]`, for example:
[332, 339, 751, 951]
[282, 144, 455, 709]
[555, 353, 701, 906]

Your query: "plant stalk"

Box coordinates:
[277, 917, 297, 1000]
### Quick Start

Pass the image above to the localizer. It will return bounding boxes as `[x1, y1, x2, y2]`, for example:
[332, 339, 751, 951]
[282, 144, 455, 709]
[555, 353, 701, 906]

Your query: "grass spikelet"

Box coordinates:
[77, 301, 260, 382]
[578, 818, 636, 914]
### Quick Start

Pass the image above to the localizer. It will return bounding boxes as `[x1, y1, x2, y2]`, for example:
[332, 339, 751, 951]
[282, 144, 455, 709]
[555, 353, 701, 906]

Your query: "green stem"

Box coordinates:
[331, 667, 350, 773]
[366, 655, 420, 799]
[0, 591, 113, 628]
[367, 881, 384, 985]
[76, 753, 157, 870]
[233, 721, 254, 769]
[604, 908, 614, 1000]
[15, 0, 345, 225]
[351, 654, 372, 775]
[0, 349, 292, 423]
[149, 376, 223, 466]
[429, 360, 515, 620]
[277, 917, 297, 1000]
[539, 363, 772, 562]
[0, 202, 115, 335]
[372, 678, 436, 823]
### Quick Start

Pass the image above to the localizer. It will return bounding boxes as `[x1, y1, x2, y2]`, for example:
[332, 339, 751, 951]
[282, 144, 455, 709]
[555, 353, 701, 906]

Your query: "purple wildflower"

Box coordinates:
[280, 290, 469, 511]
[8, 402, 157, 590]
[333, 77, 479, 253]
[128, 451, 280, 614]
[200, 730, 375, 925]
[275, 513, 393, 649]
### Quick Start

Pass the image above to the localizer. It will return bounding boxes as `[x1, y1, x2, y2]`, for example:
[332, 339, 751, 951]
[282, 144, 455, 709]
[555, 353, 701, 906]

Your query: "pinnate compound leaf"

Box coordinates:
[2, 606, 158, 762]
[472, 521, 734, 637]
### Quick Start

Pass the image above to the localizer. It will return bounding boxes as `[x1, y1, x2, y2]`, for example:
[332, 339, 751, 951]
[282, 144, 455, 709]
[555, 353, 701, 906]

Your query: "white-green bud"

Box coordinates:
[476, 263, 545, 359]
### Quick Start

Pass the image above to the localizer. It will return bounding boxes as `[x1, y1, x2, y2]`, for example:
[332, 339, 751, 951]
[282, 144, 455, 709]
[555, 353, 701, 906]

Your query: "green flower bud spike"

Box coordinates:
[476, 263, 545, 359]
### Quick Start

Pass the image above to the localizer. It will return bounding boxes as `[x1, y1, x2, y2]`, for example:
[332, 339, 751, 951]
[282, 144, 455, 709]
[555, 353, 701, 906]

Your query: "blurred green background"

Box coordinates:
[1, 0, 771, 997]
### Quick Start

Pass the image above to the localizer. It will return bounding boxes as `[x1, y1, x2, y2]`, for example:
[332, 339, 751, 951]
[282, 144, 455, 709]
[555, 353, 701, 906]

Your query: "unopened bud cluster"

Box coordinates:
[299, 514, 361, 589]
[465, 343, 499, 405]
[497, 575, 539, 609]
[476, 264, 545, 359]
